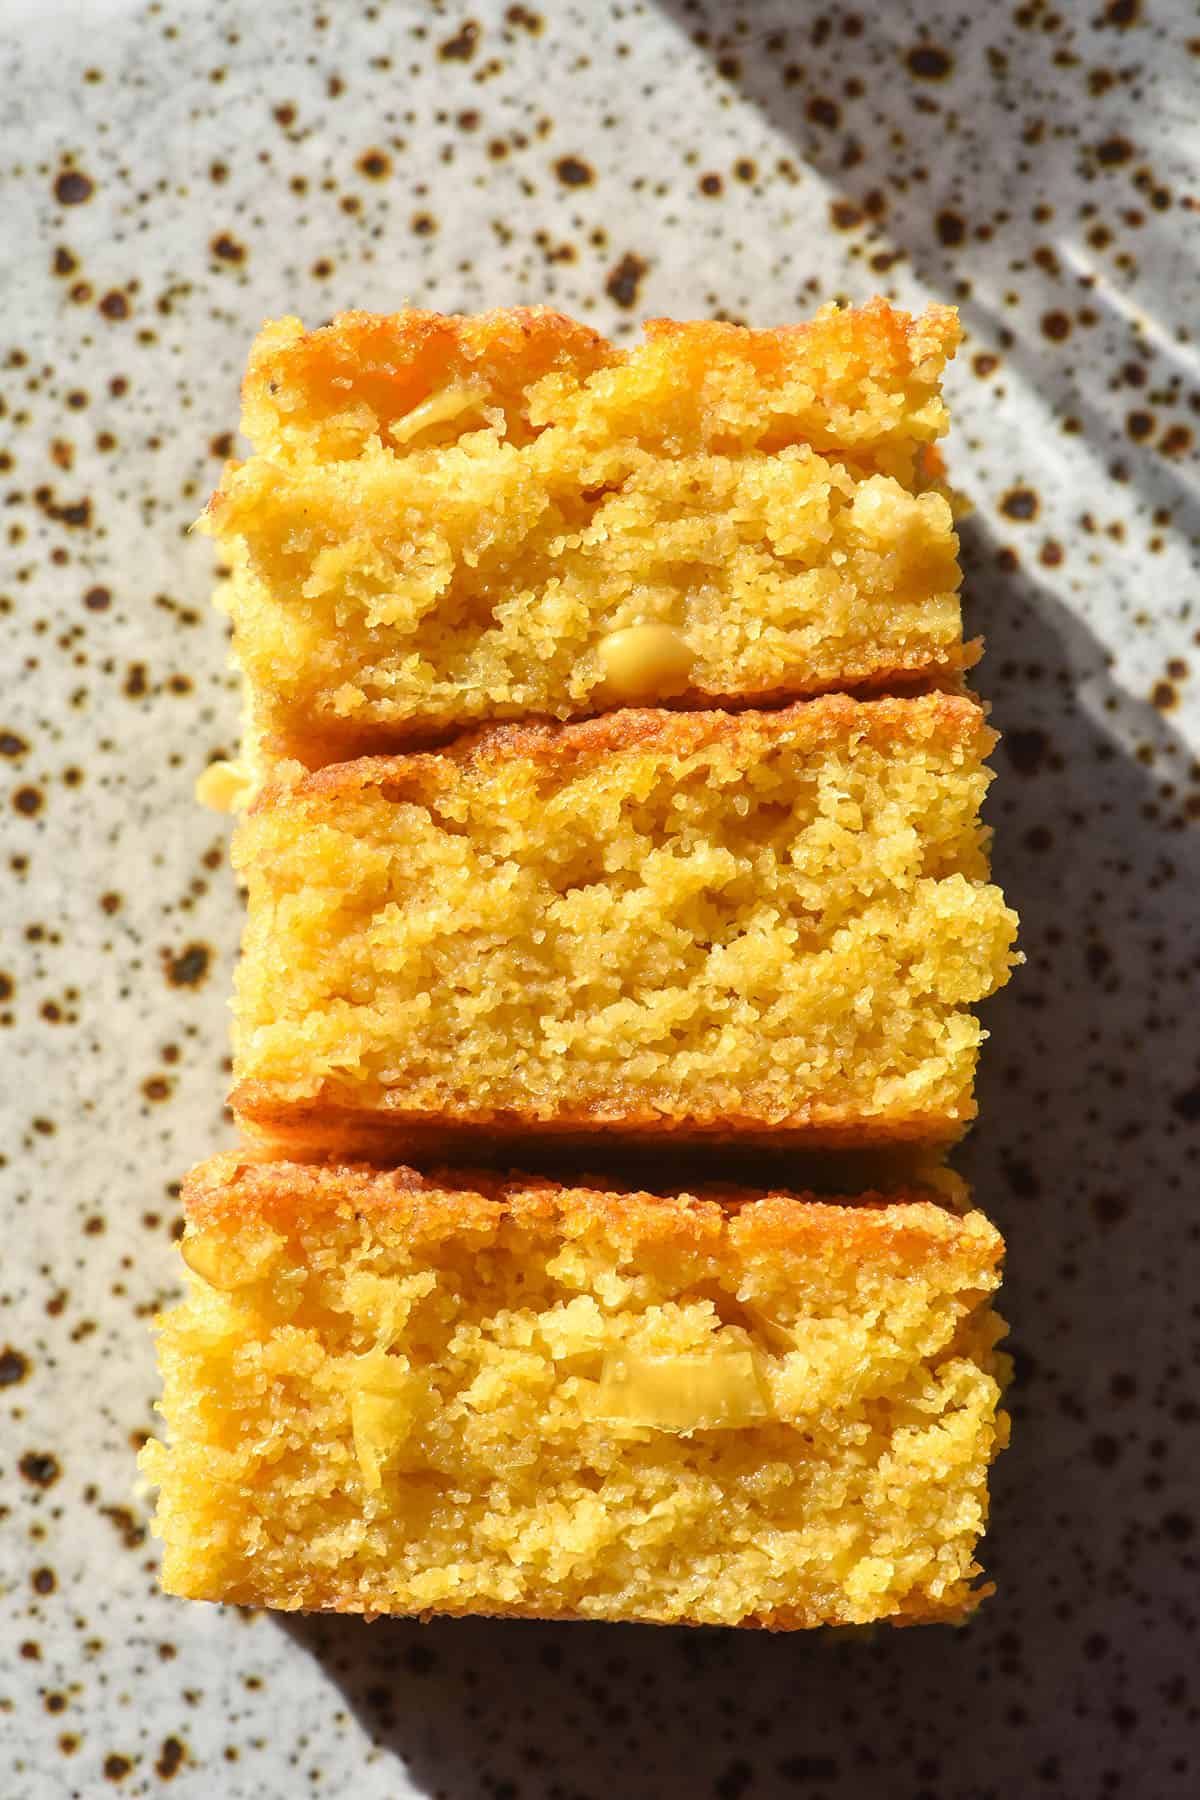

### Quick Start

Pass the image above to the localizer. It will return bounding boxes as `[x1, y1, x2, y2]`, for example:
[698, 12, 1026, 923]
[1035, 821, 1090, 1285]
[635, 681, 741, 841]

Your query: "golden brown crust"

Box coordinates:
[234, 304, 617, 455]
[181, 1151, 1004, 1275]
[250, 691, 993, 813]
[236, 297, 960, 449]
[250, 303, 611, 383]
[256, 659, 983, 765]
[640, 296, 960, 383]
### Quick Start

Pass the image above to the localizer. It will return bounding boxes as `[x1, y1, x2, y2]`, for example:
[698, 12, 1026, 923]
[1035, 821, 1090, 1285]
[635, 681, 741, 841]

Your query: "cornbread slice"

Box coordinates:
[230, 693, 1018, 1155]
[201, 300, 971, 760]
[142, 1156, 1009, 1627]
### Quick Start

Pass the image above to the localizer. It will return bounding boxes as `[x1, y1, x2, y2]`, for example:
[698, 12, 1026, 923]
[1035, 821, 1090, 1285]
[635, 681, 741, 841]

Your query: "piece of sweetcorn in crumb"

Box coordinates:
[195, 759, 251, 813]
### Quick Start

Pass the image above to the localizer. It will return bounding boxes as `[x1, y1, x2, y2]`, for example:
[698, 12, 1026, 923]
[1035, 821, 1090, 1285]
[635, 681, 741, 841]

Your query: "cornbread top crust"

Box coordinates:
[204, 299, 969, 753]
[182, 1152, 1003, 1276]
[234, 300, 958, 459]
[238, 307, 611, 452]
[253, 689, 994, 812]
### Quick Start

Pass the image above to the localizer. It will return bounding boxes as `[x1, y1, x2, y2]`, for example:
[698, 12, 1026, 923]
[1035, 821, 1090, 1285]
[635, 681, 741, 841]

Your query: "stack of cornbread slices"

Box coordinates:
[143, 300, 1019, 1630]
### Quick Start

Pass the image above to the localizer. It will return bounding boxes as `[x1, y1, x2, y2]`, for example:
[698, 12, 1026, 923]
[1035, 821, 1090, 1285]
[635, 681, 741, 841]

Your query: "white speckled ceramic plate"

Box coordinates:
[4, 2, 1198, 1795]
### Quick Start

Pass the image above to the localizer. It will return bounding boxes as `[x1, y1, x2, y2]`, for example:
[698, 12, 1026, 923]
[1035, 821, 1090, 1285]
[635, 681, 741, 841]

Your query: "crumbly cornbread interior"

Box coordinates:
[202, 300, 969, 754]
[231, 694, 1018, 1146]
[141, 1159, 1008, 1627]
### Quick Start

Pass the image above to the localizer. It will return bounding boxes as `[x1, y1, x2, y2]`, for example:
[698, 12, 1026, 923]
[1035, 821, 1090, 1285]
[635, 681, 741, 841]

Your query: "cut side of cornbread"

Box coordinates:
[141, 1156, 1009, 1627]
[201, 300, 971, 760]
[230, 693, 1018, 1155]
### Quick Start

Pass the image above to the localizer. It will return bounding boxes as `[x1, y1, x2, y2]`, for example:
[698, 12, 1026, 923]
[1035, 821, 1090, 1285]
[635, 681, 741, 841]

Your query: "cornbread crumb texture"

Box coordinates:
[204, 300, 968, 752]
[142, 1157, 1008, 1628]
[230, 694, 1019, 1146]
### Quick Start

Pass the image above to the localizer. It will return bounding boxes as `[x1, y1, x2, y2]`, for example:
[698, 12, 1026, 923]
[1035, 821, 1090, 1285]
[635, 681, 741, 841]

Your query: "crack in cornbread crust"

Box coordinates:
[230, 694, 1018, 1153]
[202, 299, 971, 753]
[144, 1156, 1008, 1628]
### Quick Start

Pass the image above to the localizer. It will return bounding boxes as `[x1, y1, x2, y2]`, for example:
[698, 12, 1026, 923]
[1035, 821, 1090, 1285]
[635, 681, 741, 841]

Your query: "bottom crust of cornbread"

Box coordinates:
[232, 1095, 971, 1164]
[142, 1156, 1009, 1629]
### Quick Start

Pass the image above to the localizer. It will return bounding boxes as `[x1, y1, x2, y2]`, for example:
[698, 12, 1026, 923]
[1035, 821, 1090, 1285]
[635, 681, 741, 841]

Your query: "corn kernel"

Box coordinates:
[595, 623, 694, 700]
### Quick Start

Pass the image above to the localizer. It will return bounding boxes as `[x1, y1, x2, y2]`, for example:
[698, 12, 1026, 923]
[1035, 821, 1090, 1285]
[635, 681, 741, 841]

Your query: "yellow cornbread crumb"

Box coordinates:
[141, 1156, 1009, 1627]
[229, 693, 1019, 1154]
[200, 300, 971, 759]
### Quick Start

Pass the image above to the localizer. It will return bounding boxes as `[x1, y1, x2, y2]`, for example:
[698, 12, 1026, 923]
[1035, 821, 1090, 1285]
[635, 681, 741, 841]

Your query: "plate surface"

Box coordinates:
[3, 2, 1198, 1795]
